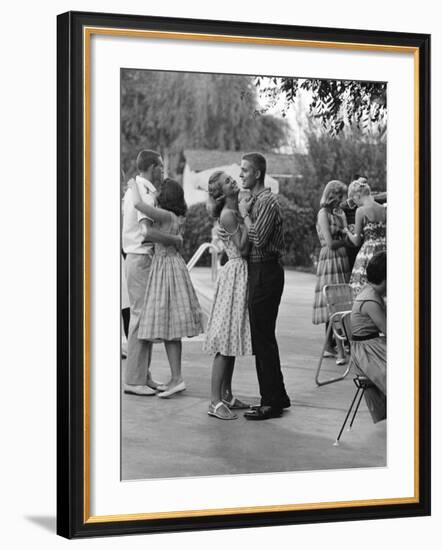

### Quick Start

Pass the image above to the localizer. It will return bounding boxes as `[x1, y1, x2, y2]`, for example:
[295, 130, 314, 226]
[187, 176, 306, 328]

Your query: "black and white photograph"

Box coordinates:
[1, 0, 437, 546]
[120, 68, 388, 481]
[54, 10, 430, 539]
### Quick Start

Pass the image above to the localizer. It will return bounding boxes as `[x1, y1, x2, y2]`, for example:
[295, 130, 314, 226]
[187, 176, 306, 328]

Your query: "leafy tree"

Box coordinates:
[255, 77, 386, 135]
[282, 127, 386, 212]
[121, 70, 289, 180]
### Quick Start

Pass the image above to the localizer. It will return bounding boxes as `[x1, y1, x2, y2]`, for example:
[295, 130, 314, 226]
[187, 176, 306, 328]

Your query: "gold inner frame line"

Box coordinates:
[82, 26, 421, 524]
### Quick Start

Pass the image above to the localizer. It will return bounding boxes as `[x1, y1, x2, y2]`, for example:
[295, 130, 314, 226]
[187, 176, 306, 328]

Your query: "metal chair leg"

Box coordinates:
[315, 322, 351, 387]
[333, 387, 362, 446]
[348, 388, 366, 431]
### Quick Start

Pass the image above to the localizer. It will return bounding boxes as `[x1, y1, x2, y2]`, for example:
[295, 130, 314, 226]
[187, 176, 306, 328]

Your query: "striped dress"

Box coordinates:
[312, 209, 351, 324]
[138, 212, 204, 341]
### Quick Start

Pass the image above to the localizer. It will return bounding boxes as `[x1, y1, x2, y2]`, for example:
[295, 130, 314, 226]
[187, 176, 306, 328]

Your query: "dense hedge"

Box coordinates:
[276, 195, 317, 267]
[182, 202, 213, 266]
[182, 197, 317, 268]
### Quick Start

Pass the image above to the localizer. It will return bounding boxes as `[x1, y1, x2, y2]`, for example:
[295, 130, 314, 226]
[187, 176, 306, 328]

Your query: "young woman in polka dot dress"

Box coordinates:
[203, 171, 253, 420]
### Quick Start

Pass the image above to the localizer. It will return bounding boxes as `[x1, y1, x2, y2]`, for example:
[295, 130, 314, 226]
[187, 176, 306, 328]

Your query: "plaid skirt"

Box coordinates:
[138, 251, 204, 341]
[312, 245, 350, 324]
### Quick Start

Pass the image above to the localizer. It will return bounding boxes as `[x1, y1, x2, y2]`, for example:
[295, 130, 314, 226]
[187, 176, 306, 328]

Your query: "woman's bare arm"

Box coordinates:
[139, 219, 183, 248]
[317, 209, 346, 250]
[363, 301, 387, 335]
[220, 209, 249, 256]
[130, 179, 172, 225]
[344, 207, 364, 246]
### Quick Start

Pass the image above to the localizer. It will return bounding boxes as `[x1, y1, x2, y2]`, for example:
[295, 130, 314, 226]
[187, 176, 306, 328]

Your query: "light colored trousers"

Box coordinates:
[124, 253, 153, 385]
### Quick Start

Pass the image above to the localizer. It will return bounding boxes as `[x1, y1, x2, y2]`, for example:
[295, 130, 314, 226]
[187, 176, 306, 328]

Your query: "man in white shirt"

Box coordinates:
[123, 149, 183, 395]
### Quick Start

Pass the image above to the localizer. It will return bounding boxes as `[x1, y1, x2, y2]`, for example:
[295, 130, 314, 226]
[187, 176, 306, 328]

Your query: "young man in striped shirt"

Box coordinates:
[239, 153, 291, 420]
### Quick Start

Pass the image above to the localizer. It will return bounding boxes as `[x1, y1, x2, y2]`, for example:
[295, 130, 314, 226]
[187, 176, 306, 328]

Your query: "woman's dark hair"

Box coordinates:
[366, 251, 387, 285]
[157, 178, 187, 217]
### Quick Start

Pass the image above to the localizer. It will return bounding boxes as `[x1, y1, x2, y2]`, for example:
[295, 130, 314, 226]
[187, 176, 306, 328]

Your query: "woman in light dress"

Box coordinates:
[312, 180, 351, 364]
[130, 178, 204, 398]
[203, 171, 253, 420]
[350, 251, 387, 423]
[343, 179, 387, 295]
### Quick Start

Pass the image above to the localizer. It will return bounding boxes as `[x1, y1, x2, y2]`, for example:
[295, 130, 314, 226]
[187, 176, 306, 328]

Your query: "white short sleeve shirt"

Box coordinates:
[122, 176, 157, 254]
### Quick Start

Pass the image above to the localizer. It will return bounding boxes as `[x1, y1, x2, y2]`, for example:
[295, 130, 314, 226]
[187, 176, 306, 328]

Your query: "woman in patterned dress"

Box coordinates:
[130, 178, 204, 398]
[312, 180, 351, 364]
[203, 171, 253, 420]
[343, 180, 387, 295]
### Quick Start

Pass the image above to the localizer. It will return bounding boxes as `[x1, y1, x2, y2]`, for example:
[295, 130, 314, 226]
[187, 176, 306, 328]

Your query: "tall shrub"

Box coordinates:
[277, 195, 317, 267]
[182, 203, 213, 265]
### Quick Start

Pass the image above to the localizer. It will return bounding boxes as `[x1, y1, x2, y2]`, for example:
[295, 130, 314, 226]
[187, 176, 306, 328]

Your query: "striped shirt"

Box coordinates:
[247, 188, 285, 263]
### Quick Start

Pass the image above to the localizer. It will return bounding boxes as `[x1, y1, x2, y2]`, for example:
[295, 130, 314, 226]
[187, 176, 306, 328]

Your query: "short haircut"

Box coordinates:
[242, 152, 266, 182]
[366, 251, 387, 285]
[136, 149, 161, 172]
[157, 178, 187, 217]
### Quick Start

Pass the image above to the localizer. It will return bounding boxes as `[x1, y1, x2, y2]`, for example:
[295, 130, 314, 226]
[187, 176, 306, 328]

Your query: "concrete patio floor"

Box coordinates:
[122, 268, 386, 481]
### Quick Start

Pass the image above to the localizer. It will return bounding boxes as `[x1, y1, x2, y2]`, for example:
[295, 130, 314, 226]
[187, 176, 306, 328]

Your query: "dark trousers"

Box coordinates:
[248, 261, 290, 408]
[346, 245, 359, 272]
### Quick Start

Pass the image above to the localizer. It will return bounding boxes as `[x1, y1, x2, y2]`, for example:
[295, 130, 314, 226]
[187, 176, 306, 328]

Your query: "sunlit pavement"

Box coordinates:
[122, 268, 386, 481]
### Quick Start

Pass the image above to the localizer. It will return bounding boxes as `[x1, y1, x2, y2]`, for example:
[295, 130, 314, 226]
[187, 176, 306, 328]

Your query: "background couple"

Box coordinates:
[122, 150, 203, 399]
[204, 152, 291, 421]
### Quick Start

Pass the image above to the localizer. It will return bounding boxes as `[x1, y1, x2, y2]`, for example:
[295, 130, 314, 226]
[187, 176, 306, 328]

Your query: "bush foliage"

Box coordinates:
[182, 203, 213, 266]
[276, 195, 317, 267]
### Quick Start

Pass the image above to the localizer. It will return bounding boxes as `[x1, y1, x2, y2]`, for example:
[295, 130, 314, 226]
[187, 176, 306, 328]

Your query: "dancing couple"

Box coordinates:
[204, 153, 290, 421]
[122, 149, 290, 421]
[122, 149, 203, 398]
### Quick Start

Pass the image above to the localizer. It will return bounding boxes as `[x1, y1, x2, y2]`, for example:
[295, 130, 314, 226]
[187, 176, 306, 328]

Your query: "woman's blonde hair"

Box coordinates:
[348, 179, 371, 201]
[207, 170, 226, 219]
[319, 180, 347, 209]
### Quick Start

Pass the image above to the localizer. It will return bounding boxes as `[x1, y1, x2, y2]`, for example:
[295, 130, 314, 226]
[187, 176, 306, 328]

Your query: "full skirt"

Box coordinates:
[312, 246, 350, 324]
[203, 258, 253, 356]
[138, 253, 203, 341]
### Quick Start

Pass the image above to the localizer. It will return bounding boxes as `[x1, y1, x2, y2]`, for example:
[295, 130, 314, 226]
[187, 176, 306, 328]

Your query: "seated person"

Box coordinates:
[350, 251, 387, 422]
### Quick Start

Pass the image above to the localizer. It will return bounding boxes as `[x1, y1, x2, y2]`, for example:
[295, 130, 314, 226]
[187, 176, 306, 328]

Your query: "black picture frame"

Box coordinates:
[57, 10, 431, 539]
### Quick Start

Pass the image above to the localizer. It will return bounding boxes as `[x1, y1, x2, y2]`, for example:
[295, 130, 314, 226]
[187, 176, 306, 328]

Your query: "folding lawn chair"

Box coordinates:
[315, 283, 354, 387]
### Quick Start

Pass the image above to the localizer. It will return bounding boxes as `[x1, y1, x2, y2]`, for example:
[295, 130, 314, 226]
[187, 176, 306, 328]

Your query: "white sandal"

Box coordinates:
[222, 396, 250, 409]
[208, 402, 238, 420]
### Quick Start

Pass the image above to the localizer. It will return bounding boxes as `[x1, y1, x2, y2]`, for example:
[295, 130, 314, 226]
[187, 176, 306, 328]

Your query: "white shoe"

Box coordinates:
[157, 381, 186, 398]
[123, 384, 157, 396]
[147, 380, 168, 392]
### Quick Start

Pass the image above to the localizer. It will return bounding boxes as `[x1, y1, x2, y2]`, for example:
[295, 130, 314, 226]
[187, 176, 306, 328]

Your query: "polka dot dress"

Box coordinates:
[203, 238, 253, 356]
